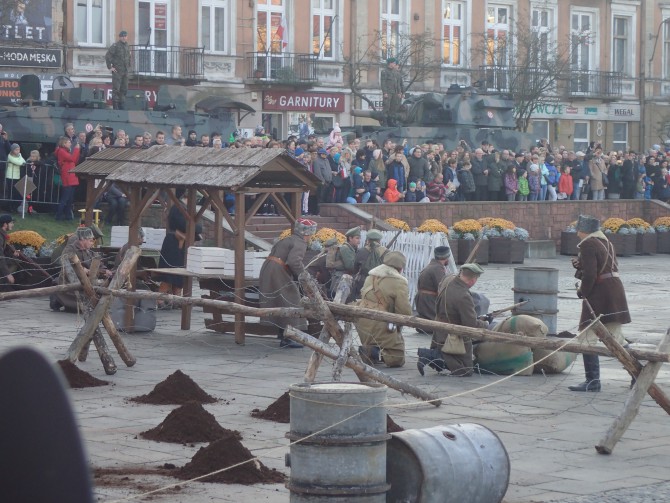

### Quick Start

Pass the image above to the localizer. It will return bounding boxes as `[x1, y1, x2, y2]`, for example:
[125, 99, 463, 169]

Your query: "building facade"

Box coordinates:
[2, 1, 670, 152]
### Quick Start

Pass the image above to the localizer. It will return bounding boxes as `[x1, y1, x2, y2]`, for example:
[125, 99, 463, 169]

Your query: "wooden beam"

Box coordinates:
[0, 283, 81, 301]
[127, 187, 160, 230]
[234, 191, 246, 344]
[180, 188, 197, 331]
[268, 193, 293, 222]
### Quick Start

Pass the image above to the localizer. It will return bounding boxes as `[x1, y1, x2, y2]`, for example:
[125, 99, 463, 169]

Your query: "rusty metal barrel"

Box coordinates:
[512, 266, 559, 335]
[386, 424, 510, 503]
[286, 382, 389, 502]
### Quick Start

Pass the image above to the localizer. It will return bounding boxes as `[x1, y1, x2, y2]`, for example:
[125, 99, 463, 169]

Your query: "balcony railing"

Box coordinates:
[565, 70, 623, 99]
[129, 45, 204, 80]
[478, 65, 554, 93]
[246, 52, 318, 84]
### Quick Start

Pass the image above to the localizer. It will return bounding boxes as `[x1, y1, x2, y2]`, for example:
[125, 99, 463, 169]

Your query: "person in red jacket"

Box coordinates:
[557, 165, 574, 200]
[54, 136, 80, 220]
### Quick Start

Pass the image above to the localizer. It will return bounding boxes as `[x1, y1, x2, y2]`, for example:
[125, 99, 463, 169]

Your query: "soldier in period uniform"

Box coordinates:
[0, 214, 17, 286]
[259, 218, 317, 348]
[414, 245, 451, 332]
[352, 229, 386, 298]
[380, 57, 404, 125]
[327, 226, 360, 299]
[355, 251, 412, 368]
[417, 263, 488, 377]
[569, 214, 631, 392]
[105, 30, 131, 110]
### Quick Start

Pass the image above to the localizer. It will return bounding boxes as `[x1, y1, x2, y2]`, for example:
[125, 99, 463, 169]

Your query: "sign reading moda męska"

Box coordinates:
[0, 47, 61, 68]
[0, 0, 53, 41]
[263, 91, 345, 112]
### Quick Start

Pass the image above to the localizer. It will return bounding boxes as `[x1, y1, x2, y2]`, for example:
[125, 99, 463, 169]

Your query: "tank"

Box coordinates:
[0, 76, 254, 153]
[350, 85, 535, 152]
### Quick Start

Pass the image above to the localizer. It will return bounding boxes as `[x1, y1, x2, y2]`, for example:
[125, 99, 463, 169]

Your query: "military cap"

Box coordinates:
[76, 227, 95, 240]
[576, 214, 600, 234]
[345, 226, 361, 238]
[383, 251, 406, 270]
[366, 229, 383, 241]
[119, 30, 128, 37]
[0, 214, 13, 225]
[294, 218, 317, 237]
[460, 263, 484, 275]
[434, 246, 451, 260]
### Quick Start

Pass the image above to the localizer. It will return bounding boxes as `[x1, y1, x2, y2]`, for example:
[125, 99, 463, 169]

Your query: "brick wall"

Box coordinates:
[321, 200, 670, 248]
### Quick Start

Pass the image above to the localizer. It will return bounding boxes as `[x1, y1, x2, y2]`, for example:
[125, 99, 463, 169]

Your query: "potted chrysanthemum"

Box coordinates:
[602, 218, 636, 257]
[479, 218, 526, 264]
[627, 218, 656, 255]
[449, 219, 488, 265]
[653, 217, 670, 254]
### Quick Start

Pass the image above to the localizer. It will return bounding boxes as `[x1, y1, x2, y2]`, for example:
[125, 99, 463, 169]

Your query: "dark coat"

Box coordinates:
[258, 234, 308, 330]
[414, 259, 446, 321]
[575, 233, 631, 330]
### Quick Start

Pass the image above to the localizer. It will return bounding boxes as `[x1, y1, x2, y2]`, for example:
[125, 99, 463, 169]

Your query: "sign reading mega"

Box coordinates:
[0, 0, 53, 41]
[263, 91, 344, 112]
[0, 47, 61, 68]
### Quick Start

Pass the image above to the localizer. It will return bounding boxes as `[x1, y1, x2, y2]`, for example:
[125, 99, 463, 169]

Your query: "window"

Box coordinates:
[201, 0, 229, 53]
[75, 0, 105, 46]
[612, 16, 630, 76]
[312, 0, 336, 59]
[485, 4, 511, 67]
[442, 1, 464, 66]
[570, 9, 596, 93]
[573, 122, 589, 153]
[531, 120, 549, 142]
[612, 123, 628, 152]
[531, 6, 553, 66]
[257, 0, 286, 53]
[380, 0, 403, 59]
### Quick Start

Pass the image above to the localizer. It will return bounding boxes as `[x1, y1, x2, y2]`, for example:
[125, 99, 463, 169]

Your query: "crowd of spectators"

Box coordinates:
[3, 120, 670, 220]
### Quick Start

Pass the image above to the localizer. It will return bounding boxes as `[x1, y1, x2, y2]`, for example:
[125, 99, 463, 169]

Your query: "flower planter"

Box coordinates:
[607, 233, 636, 257]
[488, 238, 525, 264]
[457, 239, 489, 265]
[448, 239, 459, 265]
[635, 233, 657, 255]
[560, 232, 580, 256]
[658, 232, 670, 254]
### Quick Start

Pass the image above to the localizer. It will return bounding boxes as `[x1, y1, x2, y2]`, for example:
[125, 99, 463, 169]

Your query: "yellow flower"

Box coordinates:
[453, 219, 483, 238]
[602, 218, 626, 233]
[478, 217, 515, 232]
[7, 230, 46, 251]
[278, 227, 346, 245]
[385, 218, 410, 231]
[653, 216, 670, 228]
[626, 218, 650, 230]
[417, 219, 449, 234]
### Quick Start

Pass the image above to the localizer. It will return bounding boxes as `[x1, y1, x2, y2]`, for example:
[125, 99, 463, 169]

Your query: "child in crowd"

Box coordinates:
[528, 164, 541, 201]
[557, 165, 573, 200]
[503, 165, 518, 201]
[517, 169, 529, 201]
[635, 172, 646, 200]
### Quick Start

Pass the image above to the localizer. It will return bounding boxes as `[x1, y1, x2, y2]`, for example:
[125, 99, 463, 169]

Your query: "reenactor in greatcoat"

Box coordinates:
[352, 229, 386, 298]
[327, 226, 360, 299]
[414, 246, 451, 332]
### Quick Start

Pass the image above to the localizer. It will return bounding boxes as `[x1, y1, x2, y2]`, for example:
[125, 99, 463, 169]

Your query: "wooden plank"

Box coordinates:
[234, 191, 246, 345]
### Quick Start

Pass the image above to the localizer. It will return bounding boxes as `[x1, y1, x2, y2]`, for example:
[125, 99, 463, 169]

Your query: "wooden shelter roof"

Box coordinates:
[73, 145, 319, 190]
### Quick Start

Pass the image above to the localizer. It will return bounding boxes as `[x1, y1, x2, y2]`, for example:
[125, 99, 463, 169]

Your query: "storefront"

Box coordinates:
[261, 90, 346, 139]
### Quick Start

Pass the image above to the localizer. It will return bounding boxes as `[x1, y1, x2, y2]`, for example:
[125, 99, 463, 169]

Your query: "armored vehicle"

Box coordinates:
[0, 76, 254, 153]
[351, 85, 536, 152]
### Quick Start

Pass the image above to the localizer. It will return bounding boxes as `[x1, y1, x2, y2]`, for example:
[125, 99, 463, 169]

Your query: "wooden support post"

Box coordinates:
[0, 283, 80, 301]
[285, 326, 441, 407]
[333, 323, 353, 382]
[66, 248, 141, 369]
[234, 191, 246, 344]
[180, 189, 197, 331]
[596, 328, 670, 455]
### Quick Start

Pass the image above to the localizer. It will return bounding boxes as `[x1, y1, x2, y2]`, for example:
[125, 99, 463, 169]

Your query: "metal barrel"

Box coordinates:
[386, 424, 510, 503]
[286, 382, 390, 502]
[511, 266, 559, 335]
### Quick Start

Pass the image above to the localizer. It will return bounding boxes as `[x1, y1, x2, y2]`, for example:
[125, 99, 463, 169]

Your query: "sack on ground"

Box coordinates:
[474, 315, 538, 375]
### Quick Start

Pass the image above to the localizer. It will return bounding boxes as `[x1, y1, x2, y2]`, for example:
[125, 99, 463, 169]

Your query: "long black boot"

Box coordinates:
[569, 354, 601, 392]
[417, 348, 446, 376]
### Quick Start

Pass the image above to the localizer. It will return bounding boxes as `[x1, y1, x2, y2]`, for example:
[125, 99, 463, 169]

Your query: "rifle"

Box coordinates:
[478, 300, 529, 323]
[379, 230, 402, 261]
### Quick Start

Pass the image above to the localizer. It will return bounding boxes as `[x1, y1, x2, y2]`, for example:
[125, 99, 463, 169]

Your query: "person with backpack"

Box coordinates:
[352, 229, 386, 298]
[327, 227, 360, 299]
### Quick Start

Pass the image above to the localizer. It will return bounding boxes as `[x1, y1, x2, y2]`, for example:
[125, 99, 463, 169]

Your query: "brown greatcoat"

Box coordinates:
[414, 258, 447, 322]
[588, 156, 607, 191]
[259, 234, 308, 331]
[575, 232, 631, 330]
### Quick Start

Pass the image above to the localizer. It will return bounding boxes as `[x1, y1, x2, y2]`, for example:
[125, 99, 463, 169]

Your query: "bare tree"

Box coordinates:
[344, 28, 438, 111]
[472, 12, 573, 132]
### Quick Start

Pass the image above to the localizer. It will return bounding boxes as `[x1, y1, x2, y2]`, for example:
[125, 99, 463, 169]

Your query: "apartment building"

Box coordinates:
[2, 1, 670, 151]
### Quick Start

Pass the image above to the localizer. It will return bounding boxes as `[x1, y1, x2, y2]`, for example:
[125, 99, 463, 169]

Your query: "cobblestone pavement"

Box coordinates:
[1, 254, 669, 502]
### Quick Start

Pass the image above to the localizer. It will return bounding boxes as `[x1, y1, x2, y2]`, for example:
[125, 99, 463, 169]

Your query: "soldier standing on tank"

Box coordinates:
[380, 58, 403, 126]
[105, 30, 131, 110]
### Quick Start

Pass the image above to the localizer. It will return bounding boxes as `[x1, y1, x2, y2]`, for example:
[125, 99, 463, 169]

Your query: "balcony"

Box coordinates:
[129, 45, 204, 81]
[565, 70, 623, 100]
[477, 65, 554, 93]
[246, 52, 318, 86]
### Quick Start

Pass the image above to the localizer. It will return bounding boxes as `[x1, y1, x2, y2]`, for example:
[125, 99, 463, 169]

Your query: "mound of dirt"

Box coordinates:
[130, 370, 217, 405]
[251, 391, 290, 423]
[57, 360, 109, 389]
[386, 415, 404, 433]
[177, 437, 285, 485]
[556, 331, 576, 339]
[141, 401, 241, 444]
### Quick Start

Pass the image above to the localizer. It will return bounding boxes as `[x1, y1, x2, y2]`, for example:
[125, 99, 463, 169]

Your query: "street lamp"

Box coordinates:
[648, 17, 670, 76]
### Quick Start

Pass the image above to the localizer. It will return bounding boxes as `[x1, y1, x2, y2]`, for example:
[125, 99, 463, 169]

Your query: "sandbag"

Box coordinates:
[110, 296, 157, 333]
[474, 315, 541, 376]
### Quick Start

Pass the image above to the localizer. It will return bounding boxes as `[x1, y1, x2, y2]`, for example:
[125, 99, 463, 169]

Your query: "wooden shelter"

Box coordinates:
[73, 145, 319, 343]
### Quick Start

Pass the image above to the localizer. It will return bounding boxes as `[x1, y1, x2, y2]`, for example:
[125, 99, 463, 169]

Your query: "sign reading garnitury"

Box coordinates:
[263, 91, 345, 112]
[0, 47, 61, 68]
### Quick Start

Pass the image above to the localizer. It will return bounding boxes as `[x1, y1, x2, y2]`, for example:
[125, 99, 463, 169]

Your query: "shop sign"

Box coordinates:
[263, 91, 344, 112]
[0, 47, 61, 68]
[0, 72, 55, 104]
[0, 0, 53, 41]
[585, 107, 598, 115]
[80, 83, 159, 108]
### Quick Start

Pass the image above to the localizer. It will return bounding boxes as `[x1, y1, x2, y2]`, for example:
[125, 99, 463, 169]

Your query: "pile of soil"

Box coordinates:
[57, 360, 109, 389]
[177, 437, 285, 485]
[130, 370, 217, 405]
[556, 330, 576, 339]
[251, 391, 290, 423]
[386, 415, 404, 433]
[141, 401, 241, 444]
